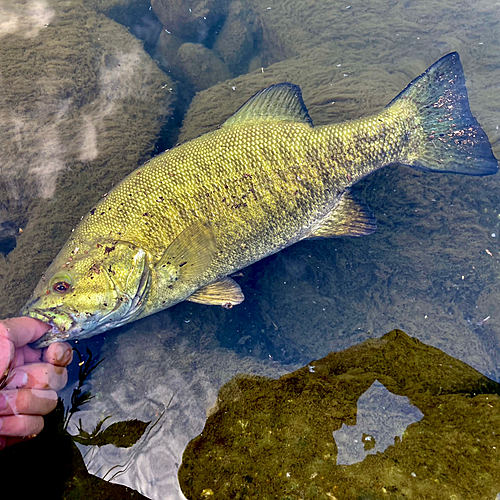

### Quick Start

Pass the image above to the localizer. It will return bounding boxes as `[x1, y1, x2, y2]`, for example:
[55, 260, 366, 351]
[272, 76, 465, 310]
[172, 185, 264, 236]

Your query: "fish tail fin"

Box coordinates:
[388, 52, 498, 176]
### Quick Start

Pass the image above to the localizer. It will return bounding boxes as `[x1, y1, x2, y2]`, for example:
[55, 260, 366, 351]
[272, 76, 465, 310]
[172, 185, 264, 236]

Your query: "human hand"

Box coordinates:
[0, 317, 73, 450]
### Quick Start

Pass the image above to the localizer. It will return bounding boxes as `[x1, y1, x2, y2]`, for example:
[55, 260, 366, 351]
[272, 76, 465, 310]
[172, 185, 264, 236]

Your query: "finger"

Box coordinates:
[20, 342, 73, 367]
[0, 414, 44, 437]
[0, 336, 15, 381]
[5, 364, 67, 391]
[0, 317, 50, 347]
[0, 388, 57, 416]
[43, 342, 73, 367]
[20, 344, 43, 364]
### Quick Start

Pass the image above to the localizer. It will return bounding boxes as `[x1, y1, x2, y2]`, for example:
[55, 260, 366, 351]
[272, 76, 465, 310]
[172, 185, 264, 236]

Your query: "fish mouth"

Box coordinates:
[23, 307, 83, 348]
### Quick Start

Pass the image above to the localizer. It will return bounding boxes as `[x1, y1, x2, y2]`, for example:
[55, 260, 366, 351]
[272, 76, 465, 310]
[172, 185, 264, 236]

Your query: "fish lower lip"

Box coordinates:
[25, 308, 76, 333]
[26, 308, 83, 348]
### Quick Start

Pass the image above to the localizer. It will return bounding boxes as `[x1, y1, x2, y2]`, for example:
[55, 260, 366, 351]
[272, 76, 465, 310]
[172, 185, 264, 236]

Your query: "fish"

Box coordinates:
[21, 52, 498, 347]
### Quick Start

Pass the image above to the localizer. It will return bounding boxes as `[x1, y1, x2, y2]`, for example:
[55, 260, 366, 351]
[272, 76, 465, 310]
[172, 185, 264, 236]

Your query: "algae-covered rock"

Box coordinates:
[85, 0, 134, 12]
[179, 330, 500, 499]
[176, 42, 232, 91]
[151, 0, 228, 42]
[213, 1, 258, 75]
[154, 0, 257, 90]
[0, 0, 174, 316]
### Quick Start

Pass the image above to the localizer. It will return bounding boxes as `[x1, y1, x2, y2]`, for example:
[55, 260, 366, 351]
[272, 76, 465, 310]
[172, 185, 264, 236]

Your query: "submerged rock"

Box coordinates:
[179, 330, 500, 499]
[176, 42, 232, 91]
[0, 0, 174, 316]
[212, 1, 259, 75]
[151, 0, 228, 43]
[152, 0, 261, 89]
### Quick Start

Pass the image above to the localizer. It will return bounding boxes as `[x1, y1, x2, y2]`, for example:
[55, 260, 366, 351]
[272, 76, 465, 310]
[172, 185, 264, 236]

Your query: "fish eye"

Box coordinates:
[50, 273, 73, 294]
[53, 281, 71, 293]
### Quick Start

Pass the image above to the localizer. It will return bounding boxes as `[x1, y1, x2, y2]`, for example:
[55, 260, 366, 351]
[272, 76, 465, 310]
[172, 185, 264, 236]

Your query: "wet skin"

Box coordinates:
[0, 317, 73, 449]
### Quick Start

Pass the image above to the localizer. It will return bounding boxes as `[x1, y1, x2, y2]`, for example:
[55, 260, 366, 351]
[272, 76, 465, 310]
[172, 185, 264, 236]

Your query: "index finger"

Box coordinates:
[0, 317, 50, 347]
[0, 337, 14, 388]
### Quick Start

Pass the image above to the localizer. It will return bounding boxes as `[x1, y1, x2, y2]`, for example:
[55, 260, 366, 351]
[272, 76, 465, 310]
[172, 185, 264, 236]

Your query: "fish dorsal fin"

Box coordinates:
[308, 192, 377, 238]
[156, 221, 215, 281]
[187, 277, 244, 307]
[222, 83, 313, 127]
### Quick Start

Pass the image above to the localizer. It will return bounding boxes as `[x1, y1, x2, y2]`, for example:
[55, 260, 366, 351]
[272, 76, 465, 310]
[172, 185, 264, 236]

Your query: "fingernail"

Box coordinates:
[54, 344, 72, 365]
[6, 370, 28, 389]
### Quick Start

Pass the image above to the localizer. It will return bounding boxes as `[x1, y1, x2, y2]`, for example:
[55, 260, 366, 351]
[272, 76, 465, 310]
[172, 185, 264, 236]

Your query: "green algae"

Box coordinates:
[0, 0, 174, 317]
[179, 330, 500, 499]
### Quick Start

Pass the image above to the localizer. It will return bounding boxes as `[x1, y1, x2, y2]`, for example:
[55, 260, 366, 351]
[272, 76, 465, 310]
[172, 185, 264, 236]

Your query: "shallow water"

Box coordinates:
[1, 0, 500, 498]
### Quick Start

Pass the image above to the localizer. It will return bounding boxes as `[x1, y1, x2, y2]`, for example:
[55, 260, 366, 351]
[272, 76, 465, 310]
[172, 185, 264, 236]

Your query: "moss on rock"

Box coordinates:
[179, 330, 500, 499]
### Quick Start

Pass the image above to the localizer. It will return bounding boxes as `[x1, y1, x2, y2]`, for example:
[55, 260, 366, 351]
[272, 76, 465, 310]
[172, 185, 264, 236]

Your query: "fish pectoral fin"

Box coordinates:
[308, 192, 377, 238]
[187, 277, 244, 307]
[222, 83, 313, 127]
[156, 220, 216, 280]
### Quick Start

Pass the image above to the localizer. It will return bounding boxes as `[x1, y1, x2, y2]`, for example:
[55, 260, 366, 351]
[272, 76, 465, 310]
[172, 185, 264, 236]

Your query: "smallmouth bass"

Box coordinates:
[21, 52, 498, 347]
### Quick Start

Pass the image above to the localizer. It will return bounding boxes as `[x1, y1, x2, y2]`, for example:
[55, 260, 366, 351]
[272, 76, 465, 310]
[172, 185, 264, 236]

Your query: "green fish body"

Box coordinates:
[22, 52, 498, 347]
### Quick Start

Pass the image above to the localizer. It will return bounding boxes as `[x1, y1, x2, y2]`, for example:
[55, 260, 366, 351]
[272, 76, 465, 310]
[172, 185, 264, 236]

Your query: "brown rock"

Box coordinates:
[213, 1, 257, 74]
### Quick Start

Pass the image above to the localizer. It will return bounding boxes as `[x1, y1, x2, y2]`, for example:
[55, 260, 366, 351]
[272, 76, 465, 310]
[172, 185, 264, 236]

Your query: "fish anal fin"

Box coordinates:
[222, 83, 313, 127]
[187, 277, 244, 308]
[309, 193, 377, 238]
[156, 221, 215, 281]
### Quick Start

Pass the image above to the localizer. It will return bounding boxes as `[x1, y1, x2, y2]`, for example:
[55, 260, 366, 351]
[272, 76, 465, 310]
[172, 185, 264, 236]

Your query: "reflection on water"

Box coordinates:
[332, 381, 424, 466]
[1, 0, 500, 498]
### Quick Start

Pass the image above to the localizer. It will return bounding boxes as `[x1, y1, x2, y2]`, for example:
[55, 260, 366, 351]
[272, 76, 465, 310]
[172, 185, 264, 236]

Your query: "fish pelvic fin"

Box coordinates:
[389, 52, 498, 176]
[187, 277, 244, 307]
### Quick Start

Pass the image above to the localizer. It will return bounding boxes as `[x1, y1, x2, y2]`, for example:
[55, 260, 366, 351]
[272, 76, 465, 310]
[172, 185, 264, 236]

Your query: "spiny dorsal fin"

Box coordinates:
[156, 220, 215, 281]
[187, 277, 244, 307]
[307, 192, 377, 238]
[222, 83, 313, 127]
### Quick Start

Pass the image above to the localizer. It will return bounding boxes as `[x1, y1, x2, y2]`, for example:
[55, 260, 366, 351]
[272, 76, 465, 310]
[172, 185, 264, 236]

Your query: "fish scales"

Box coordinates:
[78, 103, 413, 271]
[21, 53, 498, 346]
